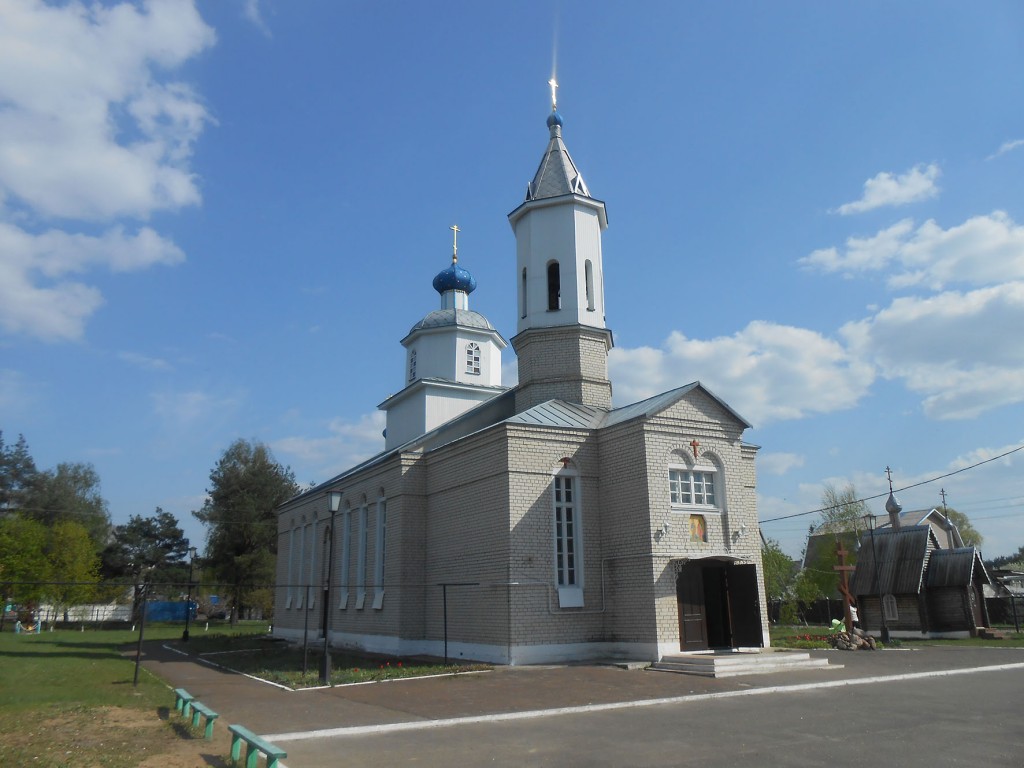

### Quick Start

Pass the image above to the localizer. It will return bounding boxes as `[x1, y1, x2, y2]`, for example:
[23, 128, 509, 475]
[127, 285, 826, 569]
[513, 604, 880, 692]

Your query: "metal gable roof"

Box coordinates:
[925, 548, 992, 588]
[849, 526, 937, 596]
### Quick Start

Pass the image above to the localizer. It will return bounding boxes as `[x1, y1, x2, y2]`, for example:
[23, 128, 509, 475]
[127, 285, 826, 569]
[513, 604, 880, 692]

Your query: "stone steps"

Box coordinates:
[650, 650, 836, 678]
[977, 627, 1006, 640]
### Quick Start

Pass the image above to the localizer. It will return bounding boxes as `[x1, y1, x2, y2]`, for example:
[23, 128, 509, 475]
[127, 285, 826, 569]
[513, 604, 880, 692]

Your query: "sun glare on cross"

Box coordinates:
[548, 77, 558, 110]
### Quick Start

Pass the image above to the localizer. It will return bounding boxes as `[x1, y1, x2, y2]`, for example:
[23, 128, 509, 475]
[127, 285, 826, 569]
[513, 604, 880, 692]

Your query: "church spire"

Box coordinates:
[508, 87, 613, 413]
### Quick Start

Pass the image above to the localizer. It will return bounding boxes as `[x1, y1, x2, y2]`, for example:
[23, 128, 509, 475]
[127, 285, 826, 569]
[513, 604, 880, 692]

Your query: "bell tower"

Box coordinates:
[508, 89, 612, 413]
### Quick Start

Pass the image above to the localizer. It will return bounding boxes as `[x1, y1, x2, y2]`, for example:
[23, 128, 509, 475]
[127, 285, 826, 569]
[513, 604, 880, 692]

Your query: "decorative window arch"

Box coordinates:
[552, 460, 583, 608]
[547, 261, 561, 311]
[466, 342, 481, 375]
[668, 449, 722, 510]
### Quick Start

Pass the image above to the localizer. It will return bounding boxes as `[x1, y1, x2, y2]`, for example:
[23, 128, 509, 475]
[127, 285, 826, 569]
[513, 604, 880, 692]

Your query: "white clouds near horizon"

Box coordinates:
[0, 0, 215, 341]
[834, 163, 940, 215]
[609, 321, 875, 427]
[802, 211, 1024, 290]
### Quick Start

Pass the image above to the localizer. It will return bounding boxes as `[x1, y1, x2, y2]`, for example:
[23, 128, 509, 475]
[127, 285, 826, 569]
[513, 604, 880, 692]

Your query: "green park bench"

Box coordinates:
[189, 700, 219, 739]
[229, 724, 287, 768]
[173, 688, 194, 717]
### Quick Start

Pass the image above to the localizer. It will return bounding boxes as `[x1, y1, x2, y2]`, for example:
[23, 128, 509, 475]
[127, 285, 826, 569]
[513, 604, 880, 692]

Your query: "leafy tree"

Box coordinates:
[101, 508, 190, 587]
[45, 520, 100, 622]
[0, 431, 39, 512]
[0, 516, 50, 619]
[761, 537, 795, 601]
[820, 482, 869, 530]
[193, 439, 298, 624]
[23, 462, 111, 550]
[944, 506, 983, 548]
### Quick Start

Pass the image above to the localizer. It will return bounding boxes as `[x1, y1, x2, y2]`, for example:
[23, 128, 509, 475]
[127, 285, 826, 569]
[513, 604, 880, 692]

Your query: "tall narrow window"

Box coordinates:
[585, 259, 595, 311]
[547, 261, 561, 311]
[356, 504, 368, 609]
[286, 526, 295, 608]
[553, 471, 584, 607]
[521, 268, 528, 318]
[466, 342, 481, 375]
[296, 523, 306, 609]
[306, 521, 317, 609]
[338, 506, 351, 609]
[882, 593, 899, 622]
[408, 349, 417, 382]
[373, 495, 387, 609]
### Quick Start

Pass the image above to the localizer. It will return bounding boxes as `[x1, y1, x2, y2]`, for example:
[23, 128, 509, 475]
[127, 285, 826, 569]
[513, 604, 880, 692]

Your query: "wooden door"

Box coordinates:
[677, 564, 708, 651]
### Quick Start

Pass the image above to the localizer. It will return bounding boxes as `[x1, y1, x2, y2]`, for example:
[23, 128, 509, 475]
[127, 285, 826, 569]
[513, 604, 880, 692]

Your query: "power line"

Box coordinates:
[759, 442, 1024, 525]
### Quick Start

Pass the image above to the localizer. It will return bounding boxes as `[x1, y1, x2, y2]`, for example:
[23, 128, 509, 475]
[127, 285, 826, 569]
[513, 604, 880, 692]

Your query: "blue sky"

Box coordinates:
[1, 0, 1022, 560]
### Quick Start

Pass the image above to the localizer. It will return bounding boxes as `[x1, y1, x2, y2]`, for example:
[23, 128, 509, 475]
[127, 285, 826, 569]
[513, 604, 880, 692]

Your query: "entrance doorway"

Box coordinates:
[676, 560, 762, 651]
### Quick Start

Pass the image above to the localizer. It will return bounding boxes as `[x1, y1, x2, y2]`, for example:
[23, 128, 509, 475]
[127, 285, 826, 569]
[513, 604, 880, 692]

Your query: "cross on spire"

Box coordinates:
[450, 224, 460, 263]
[885, 465, 894, 492]
[548, 77, 558, 110]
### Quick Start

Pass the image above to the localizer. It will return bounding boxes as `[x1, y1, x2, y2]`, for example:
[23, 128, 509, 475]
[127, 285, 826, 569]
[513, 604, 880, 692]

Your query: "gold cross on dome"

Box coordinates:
[450, 224, 460, 262]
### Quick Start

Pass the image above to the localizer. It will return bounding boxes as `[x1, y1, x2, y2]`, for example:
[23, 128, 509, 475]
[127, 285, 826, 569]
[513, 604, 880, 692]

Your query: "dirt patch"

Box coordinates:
[0, 705, 233, 768]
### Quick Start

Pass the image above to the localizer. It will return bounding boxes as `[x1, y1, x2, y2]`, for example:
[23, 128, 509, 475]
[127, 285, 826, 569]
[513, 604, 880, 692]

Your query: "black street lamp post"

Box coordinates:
[182, 546, 198, 641]
[320, 490, 342, 684]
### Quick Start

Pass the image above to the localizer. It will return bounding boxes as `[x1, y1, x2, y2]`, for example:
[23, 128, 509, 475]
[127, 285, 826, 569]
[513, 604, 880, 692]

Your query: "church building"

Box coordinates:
[273, 96, 769, 664]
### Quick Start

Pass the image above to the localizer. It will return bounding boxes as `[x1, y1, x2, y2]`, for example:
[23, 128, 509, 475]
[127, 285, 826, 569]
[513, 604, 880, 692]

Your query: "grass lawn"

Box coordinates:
[0, 621, 262, 767]
[0, 619, 490, 766]
[179, 631, 490, 688]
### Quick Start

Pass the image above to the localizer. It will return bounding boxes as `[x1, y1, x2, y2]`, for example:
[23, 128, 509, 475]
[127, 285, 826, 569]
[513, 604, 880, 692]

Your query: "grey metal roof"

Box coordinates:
[408, 308, 496, 334]
[526, 122, 590, 201]
[604, 381, 753, 430]
[507, 399, 607, 429]
[849, 526, 936, 596]
[925, 548, 991, 588]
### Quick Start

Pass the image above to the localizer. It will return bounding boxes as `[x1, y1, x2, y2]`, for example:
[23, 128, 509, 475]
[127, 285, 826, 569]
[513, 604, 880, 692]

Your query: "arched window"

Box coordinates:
[547, 261, 561, 311]
[585, 259, 595, 311]
[373, 491, 387, 609]
[521, 268, 528, 319]
[466, 342, 481, 375]
[338, 503, 351, 609]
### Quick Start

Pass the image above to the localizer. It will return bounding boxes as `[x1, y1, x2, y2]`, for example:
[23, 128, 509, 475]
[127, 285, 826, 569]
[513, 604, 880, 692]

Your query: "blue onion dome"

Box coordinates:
[546, 110, 563, 129]
[432, 259, 477, 295]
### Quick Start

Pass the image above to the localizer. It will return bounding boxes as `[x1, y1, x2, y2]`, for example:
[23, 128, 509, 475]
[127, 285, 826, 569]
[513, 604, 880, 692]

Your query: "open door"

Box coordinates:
[676, 560, 764, 651]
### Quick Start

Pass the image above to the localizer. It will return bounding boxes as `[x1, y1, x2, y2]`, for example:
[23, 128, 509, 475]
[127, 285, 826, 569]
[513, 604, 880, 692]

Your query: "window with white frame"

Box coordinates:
[553, 470, 583, 607]
[338, 506, 351, 609]
[466, 343, 481, 375]
[669, 467, 718, 508]
[373, 496, 387, 609]
[356, 504, 368, 609]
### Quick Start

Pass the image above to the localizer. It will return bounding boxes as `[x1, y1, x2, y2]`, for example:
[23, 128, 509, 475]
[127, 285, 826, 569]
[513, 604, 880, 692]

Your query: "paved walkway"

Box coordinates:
[141, 642, 1024, 766]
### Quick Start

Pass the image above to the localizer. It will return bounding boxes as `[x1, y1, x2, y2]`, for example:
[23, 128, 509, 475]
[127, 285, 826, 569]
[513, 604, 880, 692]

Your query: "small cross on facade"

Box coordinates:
[689, 439, 700, 458]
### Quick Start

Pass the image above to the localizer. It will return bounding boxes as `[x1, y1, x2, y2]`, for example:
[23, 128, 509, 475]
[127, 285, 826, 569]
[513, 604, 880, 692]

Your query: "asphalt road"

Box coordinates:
[144, 644, 1024, 767]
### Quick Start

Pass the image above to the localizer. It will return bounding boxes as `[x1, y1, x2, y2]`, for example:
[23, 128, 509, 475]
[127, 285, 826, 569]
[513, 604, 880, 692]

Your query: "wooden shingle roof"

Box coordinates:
[849, 526, 937, 596]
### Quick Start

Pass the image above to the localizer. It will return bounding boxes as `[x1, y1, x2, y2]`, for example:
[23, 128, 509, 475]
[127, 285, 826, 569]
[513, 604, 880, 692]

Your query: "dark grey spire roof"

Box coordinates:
[526, 111, 591, 201]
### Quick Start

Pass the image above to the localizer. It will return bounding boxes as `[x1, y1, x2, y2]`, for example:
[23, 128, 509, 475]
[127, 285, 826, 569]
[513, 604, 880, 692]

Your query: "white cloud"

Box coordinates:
[759, 452, 806, 476]
[0, 0, 215, 341]
[834, 163, 940, 215]
[609, 321, 875, 426]
[800, 211, 1024, 291]
[152, 389, 243, 430]
[118, 351, 172, 371]
[987, 138, 1024, 161]
[842, 283, 1024, 419]
[274, 411, 386, 482]
[0, 222, 184, 340]
[242, 0, 271, 37]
